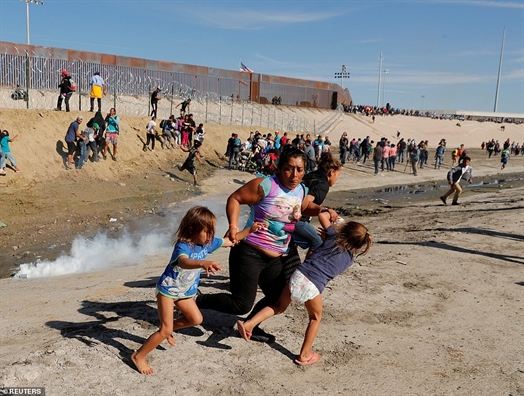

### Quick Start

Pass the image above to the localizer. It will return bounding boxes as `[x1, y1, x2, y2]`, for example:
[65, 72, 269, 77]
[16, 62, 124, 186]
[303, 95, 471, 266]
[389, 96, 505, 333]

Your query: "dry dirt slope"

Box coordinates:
[0, 108, 284, 185]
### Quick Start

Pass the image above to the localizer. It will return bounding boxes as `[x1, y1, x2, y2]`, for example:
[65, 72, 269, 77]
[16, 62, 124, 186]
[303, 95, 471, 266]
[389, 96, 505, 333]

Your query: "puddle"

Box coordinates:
[327, 172, 524, 210]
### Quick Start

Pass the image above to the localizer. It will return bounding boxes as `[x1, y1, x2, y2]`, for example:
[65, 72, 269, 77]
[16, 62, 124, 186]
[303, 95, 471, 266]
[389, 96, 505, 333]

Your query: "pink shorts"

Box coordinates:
[289, 270, 319, 303]
[106, 133, 118, 145]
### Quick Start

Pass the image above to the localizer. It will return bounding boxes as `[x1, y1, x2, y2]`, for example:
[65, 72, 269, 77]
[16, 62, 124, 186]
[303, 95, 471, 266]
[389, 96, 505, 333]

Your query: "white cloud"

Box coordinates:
[504, 68, 524, 80]
[193, 8, 340, 30]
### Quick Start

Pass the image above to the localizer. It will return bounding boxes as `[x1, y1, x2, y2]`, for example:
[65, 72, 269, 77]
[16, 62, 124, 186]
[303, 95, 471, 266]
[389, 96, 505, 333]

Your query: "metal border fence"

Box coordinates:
[0, 42, 348, 134]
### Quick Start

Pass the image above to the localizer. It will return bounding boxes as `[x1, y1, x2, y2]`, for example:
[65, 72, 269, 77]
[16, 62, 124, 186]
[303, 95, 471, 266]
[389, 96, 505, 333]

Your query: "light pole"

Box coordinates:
[376, 52, 383, 108]
[334, 64, 350, 89]
[381, 69, 389, 108]
[421, 95, 425, 111]
[20, 0, 44, 45]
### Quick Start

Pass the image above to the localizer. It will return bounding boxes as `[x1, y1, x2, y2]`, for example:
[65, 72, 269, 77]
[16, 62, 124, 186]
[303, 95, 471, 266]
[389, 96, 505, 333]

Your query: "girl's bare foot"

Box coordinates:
[131, 351, 153, 375]
[294, 351, 321, 366]
[167, 334, 176, 346]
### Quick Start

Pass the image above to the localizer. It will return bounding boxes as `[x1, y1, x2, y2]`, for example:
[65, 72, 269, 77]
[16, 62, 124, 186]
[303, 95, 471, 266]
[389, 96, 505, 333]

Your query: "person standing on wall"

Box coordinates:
[56, 70, 74, 112]
[150, 87, 162, 117]
[89, 71, 106, 112]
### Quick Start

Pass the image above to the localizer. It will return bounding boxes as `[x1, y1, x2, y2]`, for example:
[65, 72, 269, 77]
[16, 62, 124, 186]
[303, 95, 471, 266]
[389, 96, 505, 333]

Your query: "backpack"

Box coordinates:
[262, 153, 272, 167]
[159, 119, 168, 129]
[69, 78, 77, 91]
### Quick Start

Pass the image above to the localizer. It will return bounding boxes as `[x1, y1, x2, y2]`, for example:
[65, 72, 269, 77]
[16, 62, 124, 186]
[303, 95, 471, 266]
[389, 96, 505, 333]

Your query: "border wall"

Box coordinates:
[0, 41, 351, 111]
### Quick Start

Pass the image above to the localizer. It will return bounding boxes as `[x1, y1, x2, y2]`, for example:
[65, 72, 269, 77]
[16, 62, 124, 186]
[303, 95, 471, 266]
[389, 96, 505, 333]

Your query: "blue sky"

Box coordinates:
[0, 0, 523, 114]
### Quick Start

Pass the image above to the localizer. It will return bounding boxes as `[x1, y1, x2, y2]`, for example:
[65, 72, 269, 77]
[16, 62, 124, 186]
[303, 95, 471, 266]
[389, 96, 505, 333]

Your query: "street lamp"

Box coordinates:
[381, 69, 389, 108]
[421, 95, 425, 111]
[20, 0, 44, 45]
[334, 64, 350, 89]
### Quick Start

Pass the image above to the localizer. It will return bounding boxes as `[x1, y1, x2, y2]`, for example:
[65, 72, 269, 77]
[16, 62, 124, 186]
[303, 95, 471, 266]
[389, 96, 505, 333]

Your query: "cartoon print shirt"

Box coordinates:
[244, 176, 306, 254]
[156, 238, 224, 299]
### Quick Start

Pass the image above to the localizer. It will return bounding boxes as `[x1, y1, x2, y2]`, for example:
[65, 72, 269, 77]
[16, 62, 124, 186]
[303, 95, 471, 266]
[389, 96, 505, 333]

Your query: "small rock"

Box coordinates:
[0, 222, 6, 228]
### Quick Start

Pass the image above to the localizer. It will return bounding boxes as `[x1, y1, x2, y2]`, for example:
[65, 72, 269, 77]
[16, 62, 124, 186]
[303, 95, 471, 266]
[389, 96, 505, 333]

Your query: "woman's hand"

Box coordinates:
[225, 225, 239, 244]
[326, 208, 338, 222]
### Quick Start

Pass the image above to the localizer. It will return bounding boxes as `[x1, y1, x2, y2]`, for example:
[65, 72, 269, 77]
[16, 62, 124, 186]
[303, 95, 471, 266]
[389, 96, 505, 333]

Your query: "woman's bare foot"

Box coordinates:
[167, 334, 176, 346]
[131, 351, 153, 375]
[294, 351, 321, 366]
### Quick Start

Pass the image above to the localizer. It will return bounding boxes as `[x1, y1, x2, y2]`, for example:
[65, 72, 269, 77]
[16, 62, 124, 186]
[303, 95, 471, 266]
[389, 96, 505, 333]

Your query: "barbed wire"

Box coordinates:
[0, 50, 342, 134]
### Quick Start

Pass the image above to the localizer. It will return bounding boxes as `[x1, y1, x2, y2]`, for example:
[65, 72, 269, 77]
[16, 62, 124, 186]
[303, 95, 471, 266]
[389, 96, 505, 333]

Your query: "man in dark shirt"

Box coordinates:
[150, 87, 161, 117]
[176, 98, 191, 116]
[64, 116, 83, 170]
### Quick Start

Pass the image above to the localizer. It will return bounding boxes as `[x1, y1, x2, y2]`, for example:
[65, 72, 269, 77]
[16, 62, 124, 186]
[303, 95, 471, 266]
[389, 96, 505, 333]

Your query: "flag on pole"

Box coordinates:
[240, 61, 254, 73]
[239, 80, 248, 86]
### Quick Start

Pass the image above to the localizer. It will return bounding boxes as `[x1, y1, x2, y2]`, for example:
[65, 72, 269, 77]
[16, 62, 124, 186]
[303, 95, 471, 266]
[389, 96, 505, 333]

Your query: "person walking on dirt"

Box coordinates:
[408, 143, 420, 176]
[440, 156, 473, 206]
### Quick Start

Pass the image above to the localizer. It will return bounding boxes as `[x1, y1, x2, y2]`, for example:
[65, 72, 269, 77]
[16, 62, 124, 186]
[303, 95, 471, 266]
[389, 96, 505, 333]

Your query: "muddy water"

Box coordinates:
[325, 172, 524, 215]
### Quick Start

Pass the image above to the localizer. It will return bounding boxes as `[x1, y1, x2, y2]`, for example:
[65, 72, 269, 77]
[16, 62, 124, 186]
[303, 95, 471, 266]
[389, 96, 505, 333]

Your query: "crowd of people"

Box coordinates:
[481, 138, 522, 169]
[59, 96, 210, 185]
[63, 107, 121, 170]
[224, 131, 334, 176]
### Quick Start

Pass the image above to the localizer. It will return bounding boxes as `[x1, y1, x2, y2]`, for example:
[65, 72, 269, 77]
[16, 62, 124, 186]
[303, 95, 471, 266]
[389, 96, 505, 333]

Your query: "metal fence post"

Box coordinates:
[219, 96, 222, 125]
[78, 59, 82, 111]
[147, 84, 151, 116]
[170, 83, 174, 116]
[205, 93, 208, 123]
[113, 67, 117, 110]
[25, 50, 30, 109]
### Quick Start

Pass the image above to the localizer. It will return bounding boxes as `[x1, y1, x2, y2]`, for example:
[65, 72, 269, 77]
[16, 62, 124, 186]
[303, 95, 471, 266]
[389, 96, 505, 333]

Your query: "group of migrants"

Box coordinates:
[130, 145, 373, 374]
[481, 138, 522, 170]
[64, 108, 120, 170]
[224, 131, 334, 176]
[338, 134, 452, 176]
[143, 100, 205, 187]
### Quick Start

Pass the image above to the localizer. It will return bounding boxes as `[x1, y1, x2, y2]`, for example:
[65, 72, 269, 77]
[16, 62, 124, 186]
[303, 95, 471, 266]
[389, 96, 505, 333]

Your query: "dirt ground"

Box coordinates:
[1, 108, 523, 395]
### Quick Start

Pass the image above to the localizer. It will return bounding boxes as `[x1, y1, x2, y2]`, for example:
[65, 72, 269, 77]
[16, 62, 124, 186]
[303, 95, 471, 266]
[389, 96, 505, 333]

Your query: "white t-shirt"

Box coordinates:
[146, 120, 156, 133]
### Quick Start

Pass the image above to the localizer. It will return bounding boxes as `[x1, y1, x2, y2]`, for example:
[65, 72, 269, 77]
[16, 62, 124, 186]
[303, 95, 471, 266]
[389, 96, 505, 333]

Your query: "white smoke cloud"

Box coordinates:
[14, 230, 172, 279]
[13, 198, 245, 279]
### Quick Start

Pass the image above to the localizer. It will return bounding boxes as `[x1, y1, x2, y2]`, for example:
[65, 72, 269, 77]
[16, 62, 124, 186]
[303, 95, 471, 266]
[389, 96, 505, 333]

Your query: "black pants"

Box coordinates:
[57, 92, 73, 112]
[90, 97, 102, 112]
[196, 241, 286, 317]
[145, 133, 156, 150]
[150, 102, 158, 116]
